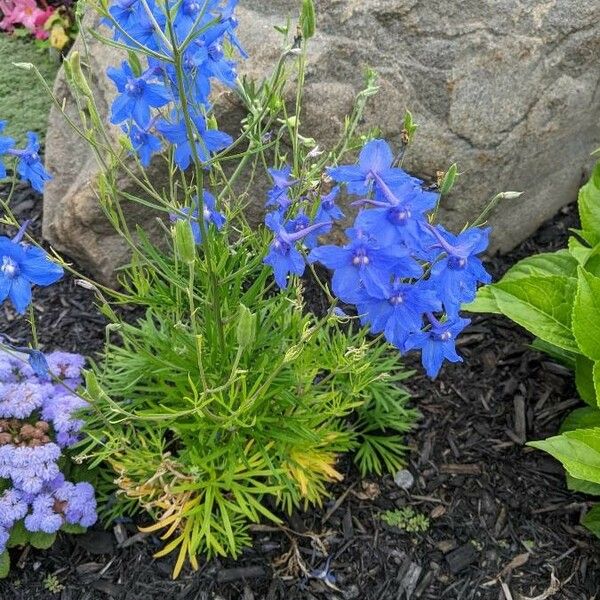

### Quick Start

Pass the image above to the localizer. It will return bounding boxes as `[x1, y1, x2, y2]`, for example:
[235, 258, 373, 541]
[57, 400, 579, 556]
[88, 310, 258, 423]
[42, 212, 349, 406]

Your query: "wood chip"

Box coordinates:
[440, 463, 482, 476]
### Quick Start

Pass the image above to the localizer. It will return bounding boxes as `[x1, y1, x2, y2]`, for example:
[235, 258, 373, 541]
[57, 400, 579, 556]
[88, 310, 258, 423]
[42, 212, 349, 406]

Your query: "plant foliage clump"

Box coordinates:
[469, 160, 600, 539]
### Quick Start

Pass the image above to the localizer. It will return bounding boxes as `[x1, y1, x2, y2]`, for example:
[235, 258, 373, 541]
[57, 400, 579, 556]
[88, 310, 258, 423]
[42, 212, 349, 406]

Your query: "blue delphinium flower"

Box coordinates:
[306, 135, 492, 378]
[0, 121, 15, 179]
[355, 279, 442, 349]
[266, 165, 298, 212]
[0, 223, 64, 314]
[314, 186, 344, 225]
[354, 181, 438, 248]
[425, 225, 492, 315]
[263, 212, 327, 289]
[404, 315, 471, 378]
[124, 123, 162, 167]
[108, 62, 172, 127]
[169, 191, 226, 244]
[7, 133, 52, 193]
[308, 228, 422, 303]
[157, 113, 232, 170]
[327, 139, 416, 197]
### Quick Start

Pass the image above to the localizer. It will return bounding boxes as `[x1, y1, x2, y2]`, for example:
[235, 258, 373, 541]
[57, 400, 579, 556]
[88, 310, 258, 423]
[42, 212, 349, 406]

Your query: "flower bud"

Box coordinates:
[236, 304, 256, 349]
[173, 220, 196, 265]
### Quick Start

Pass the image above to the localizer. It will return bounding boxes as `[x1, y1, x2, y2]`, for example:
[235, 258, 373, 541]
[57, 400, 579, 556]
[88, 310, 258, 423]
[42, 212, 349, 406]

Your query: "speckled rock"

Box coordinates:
[43, 1, 600, 283]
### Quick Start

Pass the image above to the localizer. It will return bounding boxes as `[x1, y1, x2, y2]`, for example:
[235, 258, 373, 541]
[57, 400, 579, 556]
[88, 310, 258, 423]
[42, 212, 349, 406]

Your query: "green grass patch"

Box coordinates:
[0, 35, 60, 143]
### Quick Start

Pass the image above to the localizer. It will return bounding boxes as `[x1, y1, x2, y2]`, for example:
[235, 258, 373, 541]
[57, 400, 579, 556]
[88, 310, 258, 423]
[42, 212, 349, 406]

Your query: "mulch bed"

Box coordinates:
[0, 183, 598, 599]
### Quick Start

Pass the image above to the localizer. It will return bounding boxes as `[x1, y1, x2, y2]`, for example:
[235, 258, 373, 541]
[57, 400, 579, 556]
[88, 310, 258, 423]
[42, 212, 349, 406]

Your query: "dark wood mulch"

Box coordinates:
[0, 183, 598, 600]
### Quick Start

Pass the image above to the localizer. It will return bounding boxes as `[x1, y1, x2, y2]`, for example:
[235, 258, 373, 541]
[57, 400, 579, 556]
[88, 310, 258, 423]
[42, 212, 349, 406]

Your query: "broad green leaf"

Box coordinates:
[7, 520, 28, 548]
[532, 338, 577, 369]
[567, 474, 600, 496]
[0, 552, 9, 579]
[561, 407, 600, 433]
[490, 276, 578, 353]
[582, 504, 600, 539]
[578, 161, 600, 246]
[582, 242, 600, 276]
[568, 237, 592, 265]
[464, 285, 500, 314]
[573, 267, 600, 360]
[29, 531, 56, 550]
[466, 250, 578, 316]
[529, 428, 600, 484]
[575, 355, 597, 407]
[61, 523, 87, 535]
[502, 249, 578, 280]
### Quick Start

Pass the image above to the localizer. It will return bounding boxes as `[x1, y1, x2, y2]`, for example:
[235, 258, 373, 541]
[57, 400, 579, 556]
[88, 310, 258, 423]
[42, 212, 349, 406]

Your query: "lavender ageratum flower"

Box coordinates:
[356, 279, 442, 349]
[45, 352, 85, 381]
[169, 191, 225, 244]
[0, 382, 51, 419]
[55, 481, 97, 527]
[308, 228, 422, 303]
[404, 315, 471, 378]
[425, 225, 491, 315]
[263, 212, 327, 289]
[156, 113, 232, 170]
[24, 493, 63, 534]
[0, 354, 19, 383]
[0, 224, 64, 314]
[327, 139, 416, 197]
[108, 62, 171, 127]
[0, 489, 29, 528]
[0, 121, 15, 179]
[124, 123, 162, 167]
[42, 393, 89, 448]
[8, 444, 61, 494]
[6, 133, 52, 193]
[0, 527, 8, 554]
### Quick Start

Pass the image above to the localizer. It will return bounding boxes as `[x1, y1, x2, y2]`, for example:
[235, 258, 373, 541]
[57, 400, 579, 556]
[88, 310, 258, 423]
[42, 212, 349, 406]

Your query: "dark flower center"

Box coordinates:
[448, 256, 467, 270]
[388, 207, 411, 225]
[125, 79, 144, 97]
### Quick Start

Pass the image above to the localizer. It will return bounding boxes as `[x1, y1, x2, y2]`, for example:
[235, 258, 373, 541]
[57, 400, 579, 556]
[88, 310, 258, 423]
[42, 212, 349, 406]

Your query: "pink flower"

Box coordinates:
[9, 0, 44, 31]
[0, 0, 18, 31]
[33, 5, 52, 38]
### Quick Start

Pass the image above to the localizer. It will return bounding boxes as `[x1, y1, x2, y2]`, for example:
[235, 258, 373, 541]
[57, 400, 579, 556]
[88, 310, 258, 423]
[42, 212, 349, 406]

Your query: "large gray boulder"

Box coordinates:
[43, 1, 600, 283]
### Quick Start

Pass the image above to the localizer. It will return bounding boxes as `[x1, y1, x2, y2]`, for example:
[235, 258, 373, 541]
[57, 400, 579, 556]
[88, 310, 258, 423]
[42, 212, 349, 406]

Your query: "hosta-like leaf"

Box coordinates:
[573, 267, 600, 360]
[529, 428, 600, 484]
[490, 276, 578, 352]
[575, 355, 598, 407]
[567, 474, 600, 496]
[561, 407, 600, 433]
[578, 162, 600, 246]
[582, 504, 600, 539]
[466, 251, 578, 315]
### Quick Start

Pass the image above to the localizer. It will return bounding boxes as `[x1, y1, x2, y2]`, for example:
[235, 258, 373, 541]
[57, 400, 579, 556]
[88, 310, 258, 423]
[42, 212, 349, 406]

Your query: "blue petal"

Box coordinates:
[8, 277, 32, 314]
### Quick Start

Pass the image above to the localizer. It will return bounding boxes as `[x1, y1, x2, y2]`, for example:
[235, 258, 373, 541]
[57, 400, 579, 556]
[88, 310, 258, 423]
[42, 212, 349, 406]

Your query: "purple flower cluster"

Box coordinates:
[0, 350, 96, 552]
[104, 0, 241, 171]
[0, 125, 52, 193]
[263, 139, 491, 378]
